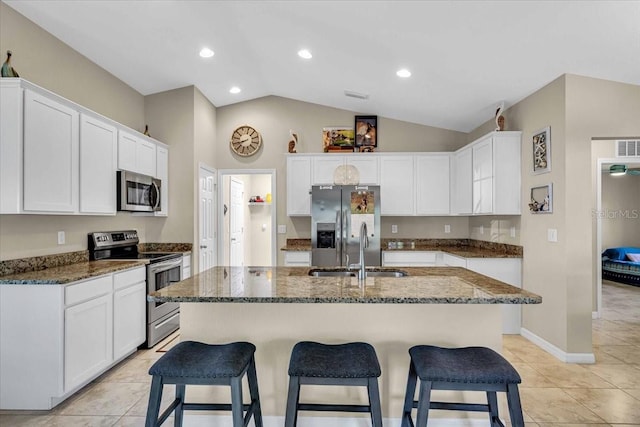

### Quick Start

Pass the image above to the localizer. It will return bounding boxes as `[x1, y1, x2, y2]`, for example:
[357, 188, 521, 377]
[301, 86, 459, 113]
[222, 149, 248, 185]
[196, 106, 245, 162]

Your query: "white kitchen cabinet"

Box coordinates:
[0, 79, 23, 214]
[492, 132, 522, 214]
[416, 154, 450, 215]
[23, 89, 79, 213]
[380, 155, 415, 215]
[64, 275, 113, 393]
[182, 253, 191, 278]
[118, 130, 157, 177]
[442, 252, 467, 267]
[284, 251, 311, 266]
[382, 251, 440, 266]
[79, 114, 117, 214]
[113, 267, 146, 361]
[451, 147, 473, 215]
[312, 155, 379, 185]
[287, 155, 312, 216]
[155, 144, 169, 216]
[472, 137, 493, 214]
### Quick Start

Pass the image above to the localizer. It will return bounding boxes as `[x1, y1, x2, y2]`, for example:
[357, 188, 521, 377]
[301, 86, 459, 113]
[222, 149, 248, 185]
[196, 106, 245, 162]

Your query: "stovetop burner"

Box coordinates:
[88, 230, 181, 264]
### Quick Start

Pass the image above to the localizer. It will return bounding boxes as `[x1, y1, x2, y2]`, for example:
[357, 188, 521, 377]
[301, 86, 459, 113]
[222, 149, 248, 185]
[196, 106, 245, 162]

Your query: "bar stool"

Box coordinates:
[144, 340, 263, 427]
[401, 345, 524, 427]
[285, 341, 383, 427]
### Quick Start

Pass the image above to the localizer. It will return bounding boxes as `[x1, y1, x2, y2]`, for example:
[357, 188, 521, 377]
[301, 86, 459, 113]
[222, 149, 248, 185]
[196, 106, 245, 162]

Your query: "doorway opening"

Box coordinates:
[218, 169, 276, 267]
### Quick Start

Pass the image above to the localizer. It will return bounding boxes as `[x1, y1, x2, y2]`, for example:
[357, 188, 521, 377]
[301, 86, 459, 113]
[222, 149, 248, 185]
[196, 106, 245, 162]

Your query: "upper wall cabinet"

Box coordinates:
[379, 155, 414, 215]
[118, 130, 157, 177]
[0, 78, 169, 216]
[451, 147, 472, 215]
[287, 155, 312, 216]
[155, 145, 169, 216]
[415, 154, 451, 215]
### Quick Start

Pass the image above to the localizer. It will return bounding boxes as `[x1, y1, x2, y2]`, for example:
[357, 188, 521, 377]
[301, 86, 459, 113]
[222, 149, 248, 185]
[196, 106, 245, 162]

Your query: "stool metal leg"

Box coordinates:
[230, 376, 244, 427]
[486, 391, 499, 427]
[174, 384, 186, 427]
[401, 362, 418, 427]
[284, 376, 301, 427]
[415, 380, 432, 427]
[247, 356, 263, 427]
[367, 377, 383, 427]
[506, 383, 525, 427]
[145, 376, 164, 427]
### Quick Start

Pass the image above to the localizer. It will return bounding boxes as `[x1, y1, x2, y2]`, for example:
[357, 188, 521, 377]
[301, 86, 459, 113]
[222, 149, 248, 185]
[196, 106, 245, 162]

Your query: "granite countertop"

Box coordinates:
[281, 238, 522, 259]
[149, 266, 541, 304]
[0, 260, 148, 285]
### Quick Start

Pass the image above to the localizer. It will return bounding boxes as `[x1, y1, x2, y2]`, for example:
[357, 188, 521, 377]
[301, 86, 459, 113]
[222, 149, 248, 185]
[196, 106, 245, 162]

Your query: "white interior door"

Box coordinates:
[229, 178, 244, 267]
[199, 165, 216, 273]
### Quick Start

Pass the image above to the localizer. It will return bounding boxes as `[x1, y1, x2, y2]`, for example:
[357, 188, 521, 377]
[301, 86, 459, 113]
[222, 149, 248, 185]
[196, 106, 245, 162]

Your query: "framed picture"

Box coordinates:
[355, 115, 377, 149]
[532, 126, 551, 174]
[322, 127, 354, 152]
[529, 183, 553, 214]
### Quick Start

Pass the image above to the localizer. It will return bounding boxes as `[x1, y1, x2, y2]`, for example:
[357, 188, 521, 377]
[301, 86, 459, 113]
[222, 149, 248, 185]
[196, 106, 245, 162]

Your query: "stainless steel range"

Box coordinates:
[88, 230, 182, 348]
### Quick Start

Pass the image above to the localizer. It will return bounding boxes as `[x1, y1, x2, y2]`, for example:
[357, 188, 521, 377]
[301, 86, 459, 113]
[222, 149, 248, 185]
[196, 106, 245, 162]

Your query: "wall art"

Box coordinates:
[532, 126, 551, 174]
[354, 115, 377, 150]
[322, 127, 354, 152]
[529, 183, 553, 214]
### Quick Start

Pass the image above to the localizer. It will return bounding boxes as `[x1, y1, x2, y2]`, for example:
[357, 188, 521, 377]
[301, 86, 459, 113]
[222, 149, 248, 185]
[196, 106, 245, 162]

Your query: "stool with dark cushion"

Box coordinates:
[144, 340, 262, 427]
[285, 341, 383, 427]
[401, 345, 524, 427]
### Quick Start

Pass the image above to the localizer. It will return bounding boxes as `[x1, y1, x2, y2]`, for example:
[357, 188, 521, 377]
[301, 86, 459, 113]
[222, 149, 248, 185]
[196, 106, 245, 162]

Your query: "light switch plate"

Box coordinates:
[57, 231, 65, 245]
[444, 224, 451, 233]
[391, 224, 398, 234]
[479, 225, 484, 235]
[547, 228, 558, 242]
[277, 225, 287, 234]
[510, 226, 516, 238]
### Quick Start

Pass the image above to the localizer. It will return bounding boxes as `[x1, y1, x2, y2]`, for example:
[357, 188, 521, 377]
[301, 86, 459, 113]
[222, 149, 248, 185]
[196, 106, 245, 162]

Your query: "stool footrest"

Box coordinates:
[181, 402, 255, 412]
[298, 403, 372, 413]
[412, 400, 490, 413]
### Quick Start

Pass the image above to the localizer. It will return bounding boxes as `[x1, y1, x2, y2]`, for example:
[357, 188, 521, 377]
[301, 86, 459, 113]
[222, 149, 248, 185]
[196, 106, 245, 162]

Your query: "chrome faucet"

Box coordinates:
[358, 222, 369, 281]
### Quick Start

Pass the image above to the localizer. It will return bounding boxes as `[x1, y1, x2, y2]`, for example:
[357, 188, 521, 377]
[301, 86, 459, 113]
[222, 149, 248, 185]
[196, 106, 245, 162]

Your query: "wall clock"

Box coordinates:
[230, 125, 262, 157]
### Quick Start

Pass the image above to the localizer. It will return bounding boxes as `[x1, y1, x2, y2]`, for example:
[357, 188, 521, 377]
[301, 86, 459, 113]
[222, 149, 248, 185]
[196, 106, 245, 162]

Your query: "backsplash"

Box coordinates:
[0, 250, 89, 276]
[139, 243, 193, 252]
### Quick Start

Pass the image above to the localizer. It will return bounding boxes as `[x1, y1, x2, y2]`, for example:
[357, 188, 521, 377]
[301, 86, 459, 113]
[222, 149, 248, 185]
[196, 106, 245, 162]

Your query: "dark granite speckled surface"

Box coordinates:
[149, 266, 541, 304]
[0, 260, 148, 285]
[138, 243, 192, 253]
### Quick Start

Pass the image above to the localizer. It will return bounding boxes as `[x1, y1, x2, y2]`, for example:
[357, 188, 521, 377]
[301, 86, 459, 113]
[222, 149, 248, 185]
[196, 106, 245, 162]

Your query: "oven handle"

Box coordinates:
[155, 312, 180, 329]
[148, 258, 183, 274]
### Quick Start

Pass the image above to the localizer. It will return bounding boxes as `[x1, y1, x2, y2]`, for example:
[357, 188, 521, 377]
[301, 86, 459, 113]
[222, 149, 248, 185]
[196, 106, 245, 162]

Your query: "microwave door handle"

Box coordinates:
[150, 182, 160, 210]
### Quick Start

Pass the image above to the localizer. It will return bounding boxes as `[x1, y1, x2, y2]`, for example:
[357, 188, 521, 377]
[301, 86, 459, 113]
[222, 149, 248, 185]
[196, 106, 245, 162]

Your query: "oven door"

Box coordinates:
[147, 257, 182, 323]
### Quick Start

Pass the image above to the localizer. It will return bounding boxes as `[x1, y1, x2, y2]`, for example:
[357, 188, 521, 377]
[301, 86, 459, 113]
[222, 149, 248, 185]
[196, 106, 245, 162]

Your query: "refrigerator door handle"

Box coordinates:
[335, 209, 341, 265]
[342, 209, 348, 266]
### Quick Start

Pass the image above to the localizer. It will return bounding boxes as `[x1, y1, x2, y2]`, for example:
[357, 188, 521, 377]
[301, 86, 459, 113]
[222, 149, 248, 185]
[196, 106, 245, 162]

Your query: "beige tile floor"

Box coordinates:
[1, 280, 639, 426]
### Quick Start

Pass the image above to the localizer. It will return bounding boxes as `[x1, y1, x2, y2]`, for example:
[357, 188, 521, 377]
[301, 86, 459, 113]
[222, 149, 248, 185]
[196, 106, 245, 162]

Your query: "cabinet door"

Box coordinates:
[23, 90, 79, 212]
[0, 81, 23, 214]
[64, 293, 113, 392]
[345, 155, 379, 184]
[117, 131, 137, 172]
[137, 139, 157, 177]
[287, 156, 312, 215]
[79, 114, 117, 214]
[284, 251, 311, 266]
[472, 138, 493, 214]
[452, 148, 472, 214]
[416, 154, 450, 215]
[380, 156, 414, 215]
[493, 133, 521, 214]
[113, 282, 146, 360]
[312, 156, 343, 184]
[182, 254, 191, 279]
[155, 146, 168, 216]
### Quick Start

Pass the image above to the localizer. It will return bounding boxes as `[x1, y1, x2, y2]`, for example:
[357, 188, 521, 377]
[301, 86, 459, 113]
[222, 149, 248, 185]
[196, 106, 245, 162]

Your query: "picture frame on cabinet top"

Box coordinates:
[532, 126, 551, 174]
[355, 115, 377, 149]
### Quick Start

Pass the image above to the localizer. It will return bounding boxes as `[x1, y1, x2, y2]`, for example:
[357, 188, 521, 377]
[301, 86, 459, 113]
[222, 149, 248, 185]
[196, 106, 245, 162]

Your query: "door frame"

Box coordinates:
[198, 163, 217, 273]
[217, 169, 277, 266]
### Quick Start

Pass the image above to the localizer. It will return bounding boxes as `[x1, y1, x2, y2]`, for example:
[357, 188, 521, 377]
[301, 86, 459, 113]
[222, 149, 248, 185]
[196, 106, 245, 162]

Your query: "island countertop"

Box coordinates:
[148, 266, 541, 304]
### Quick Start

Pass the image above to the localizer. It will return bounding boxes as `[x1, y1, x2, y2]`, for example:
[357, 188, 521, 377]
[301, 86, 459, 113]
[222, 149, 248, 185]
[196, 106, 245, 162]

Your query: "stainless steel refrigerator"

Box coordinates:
[311, 185, 381, 267]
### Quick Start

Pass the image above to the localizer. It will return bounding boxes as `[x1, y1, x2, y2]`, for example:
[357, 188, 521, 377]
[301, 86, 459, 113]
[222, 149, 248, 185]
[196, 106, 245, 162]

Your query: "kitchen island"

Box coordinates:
[149, 266, 541, 424]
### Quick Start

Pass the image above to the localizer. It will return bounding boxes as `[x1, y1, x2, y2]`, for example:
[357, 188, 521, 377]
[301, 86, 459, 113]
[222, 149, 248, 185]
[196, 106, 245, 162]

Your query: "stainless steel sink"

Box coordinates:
[308, 269, 408, 278]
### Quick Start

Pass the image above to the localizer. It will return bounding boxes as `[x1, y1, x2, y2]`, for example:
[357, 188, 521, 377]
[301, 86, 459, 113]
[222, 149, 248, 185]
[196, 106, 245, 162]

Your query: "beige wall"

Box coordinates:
[601, 173, 640, 249]
[214, 96, 468, 264]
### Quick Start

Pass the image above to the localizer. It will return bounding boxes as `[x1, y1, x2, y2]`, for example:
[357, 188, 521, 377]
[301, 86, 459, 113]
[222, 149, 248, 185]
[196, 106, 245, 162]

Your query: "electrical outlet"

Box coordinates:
[510, 226, 516, 238]
[277, 225, 287, 234]
[479, 225, 484, 235]
[391, 224, 398, 234]
[444, 224, 451, 233]
[547, 228, 558, 242]
[57, 231, 65, 245]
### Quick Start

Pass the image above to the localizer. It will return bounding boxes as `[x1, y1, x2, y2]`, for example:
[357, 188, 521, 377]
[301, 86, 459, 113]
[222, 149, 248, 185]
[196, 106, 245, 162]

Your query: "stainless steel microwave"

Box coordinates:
[117, 171, 161, 212]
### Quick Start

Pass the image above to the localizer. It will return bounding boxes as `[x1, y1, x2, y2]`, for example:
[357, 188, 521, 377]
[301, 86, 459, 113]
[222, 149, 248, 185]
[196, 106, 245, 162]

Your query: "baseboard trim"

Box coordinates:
[520, 327, 595, 364]
[182, 414, 501, 426]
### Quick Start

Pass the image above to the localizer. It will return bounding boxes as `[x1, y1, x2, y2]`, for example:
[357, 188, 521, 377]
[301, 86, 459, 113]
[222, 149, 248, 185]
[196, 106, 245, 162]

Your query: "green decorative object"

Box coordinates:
[1, 50, 19, 78]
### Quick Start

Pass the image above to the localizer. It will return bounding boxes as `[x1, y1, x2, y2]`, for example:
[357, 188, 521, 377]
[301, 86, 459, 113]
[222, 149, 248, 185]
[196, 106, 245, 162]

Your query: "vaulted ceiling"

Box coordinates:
[5, 1, 639, 132]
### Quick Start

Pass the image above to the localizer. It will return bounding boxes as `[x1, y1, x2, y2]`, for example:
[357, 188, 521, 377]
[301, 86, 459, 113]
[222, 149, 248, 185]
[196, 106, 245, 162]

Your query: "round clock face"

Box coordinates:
[230, 125, 262, 156]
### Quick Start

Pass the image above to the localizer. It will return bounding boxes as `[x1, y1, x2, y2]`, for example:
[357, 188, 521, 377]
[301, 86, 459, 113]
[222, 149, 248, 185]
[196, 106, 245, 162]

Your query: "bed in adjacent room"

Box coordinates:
[602, 247, 640, 287]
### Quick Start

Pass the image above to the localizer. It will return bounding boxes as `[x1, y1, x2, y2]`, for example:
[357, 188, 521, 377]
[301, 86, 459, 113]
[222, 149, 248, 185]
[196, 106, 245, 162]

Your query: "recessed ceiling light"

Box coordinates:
[396, 68, 411, 78]
[298, 49, 312, 59]
[229, 86, 241, 94]
[199, 47, 214, 58]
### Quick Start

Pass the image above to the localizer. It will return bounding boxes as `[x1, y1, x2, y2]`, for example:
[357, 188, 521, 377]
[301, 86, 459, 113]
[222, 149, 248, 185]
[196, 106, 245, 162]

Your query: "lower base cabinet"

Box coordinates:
[0, 266, 146, 410]
[284, 251, 311, 267]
